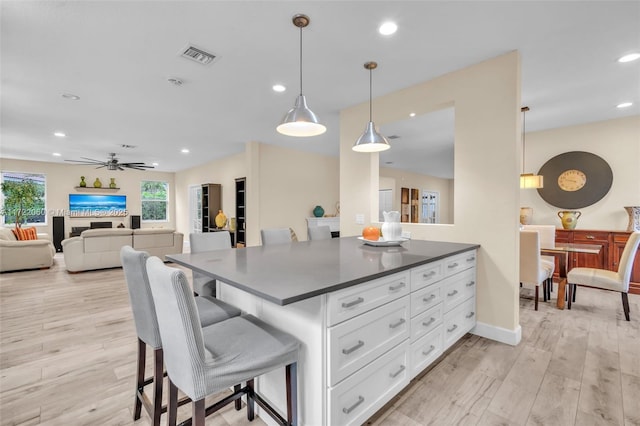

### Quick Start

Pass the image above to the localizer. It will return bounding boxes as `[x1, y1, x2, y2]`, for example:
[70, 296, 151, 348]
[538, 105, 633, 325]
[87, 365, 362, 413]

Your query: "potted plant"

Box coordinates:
[1, 178, 43, 229]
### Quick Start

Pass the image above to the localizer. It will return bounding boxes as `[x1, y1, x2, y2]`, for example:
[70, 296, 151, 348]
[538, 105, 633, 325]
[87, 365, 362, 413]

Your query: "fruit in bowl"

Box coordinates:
[362, 226, 381, 241]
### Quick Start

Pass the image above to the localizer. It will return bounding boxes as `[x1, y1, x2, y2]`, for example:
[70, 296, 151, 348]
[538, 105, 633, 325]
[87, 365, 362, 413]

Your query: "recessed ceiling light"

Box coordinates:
[54, 131, 66, 137]
[617, 102, 633, 108]
[379, 22, 398, 36]
[409, 112, 416, 117]
[52, 152, 61, 157]
[272, 84, 286, 92]
[181, 148, 190, 154]
[152, 162, 159, 166]
[618, 53, 640, 63]
[167, 77, 183, 86]
[62, 93, 80, 100]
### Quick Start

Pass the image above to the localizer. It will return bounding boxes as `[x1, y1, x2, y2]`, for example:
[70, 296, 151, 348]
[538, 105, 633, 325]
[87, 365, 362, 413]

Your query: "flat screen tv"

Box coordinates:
[69, 194, 127, 217]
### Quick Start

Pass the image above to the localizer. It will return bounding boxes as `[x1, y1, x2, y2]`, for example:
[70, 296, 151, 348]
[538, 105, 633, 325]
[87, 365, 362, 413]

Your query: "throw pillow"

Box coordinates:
[12, 227, 38, 241]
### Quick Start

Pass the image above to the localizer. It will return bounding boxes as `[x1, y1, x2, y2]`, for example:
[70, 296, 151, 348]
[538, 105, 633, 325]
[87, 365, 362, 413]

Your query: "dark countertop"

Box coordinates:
[167, 236, 479, 306]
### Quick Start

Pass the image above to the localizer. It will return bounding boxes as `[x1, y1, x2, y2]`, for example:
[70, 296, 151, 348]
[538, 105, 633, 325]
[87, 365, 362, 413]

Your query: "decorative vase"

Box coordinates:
[313, 205, 324, 218]
[215, 210, 227, 228]
[93, 178, 102, 188]
[229, 218, 237, 232]
[109, 178, 116, 189]
[558, 210, 582, 230]
[79, 176, 86, 187]
[520, 207, 533, 225]
[381, 210, 402, 241]
[625, 206, 640, 232]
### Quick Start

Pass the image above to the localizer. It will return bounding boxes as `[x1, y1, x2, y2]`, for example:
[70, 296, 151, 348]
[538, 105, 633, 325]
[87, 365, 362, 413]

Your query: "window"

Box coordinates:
[141, 181, 169, 222]
[1, 171, 47, 226]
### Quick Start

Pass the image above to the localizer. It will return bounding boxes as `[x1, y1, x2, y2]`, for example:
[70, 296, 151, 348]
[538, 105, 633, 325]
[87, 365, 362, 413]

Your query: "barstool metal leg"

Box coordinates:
[286, 363, 298, 426]
[246, 379, 255, 421]
[134, 338, 145, 420]
[151, 348, 163, 426]
[193, 399, 206, 426]
[168, 379, 178, 426]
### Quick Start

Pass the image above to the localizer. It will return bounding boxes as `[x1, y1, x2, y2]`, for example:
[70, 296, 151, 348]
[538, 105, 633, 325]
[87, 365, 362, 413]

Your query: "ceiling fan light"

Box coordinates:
[520, 173, 544, 189]
[277, 95, 326, 136]
[353, 121, 390, 152]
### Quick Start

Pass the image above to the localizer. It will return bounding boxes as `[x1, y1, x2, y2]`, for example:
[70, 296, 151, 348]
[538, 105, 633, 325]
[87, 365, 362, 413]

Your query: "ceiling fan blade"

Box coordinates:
[80, 157, 105, 162]
[95, 165, 107, 169]
[65, 159, 103, 164]
[118, 166, 125, 171]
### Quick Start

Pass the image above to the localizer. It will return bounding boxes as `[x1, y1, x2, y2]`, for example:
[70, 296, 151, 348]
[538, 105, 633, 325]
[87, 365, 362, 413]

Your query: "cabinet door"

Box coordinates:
[570, 230, 609, 270]
[612, 232, 640, 295]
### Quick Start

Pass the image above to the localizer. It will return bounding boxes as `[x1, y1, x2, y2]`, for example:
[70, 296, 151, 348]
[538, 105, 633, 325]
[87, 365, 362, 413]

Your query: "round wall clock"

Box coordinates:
[536, 151, 613, 209]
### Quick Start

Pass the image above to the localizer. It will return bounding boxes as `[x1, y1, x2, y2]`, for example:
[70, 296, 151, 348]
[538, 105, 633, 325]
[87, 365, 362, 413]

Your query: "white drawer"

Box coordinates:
[410, 326, 443, 379]
[410, 260, 444, 291]
[410, 302, 443, 342]
[442, 268, 476, 312]
[328, 341, 409, 426]
[444, 250, 477, 277]
[410, 281, 442, 318]
[443, 297, 476, 349]
[327, 271, 410, 326]
[328, 296, 410, 386]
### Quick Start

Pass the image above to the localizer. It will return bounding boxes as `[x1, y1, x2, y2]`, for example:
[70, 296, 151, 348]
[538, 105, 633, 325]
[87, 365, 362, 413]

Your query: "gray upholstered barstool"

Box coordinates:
[260, 228, 292, 245]
[189, 231, 232, 297]
[308, 225, 332, 240]
[120, 246, 242, 426]
[146, 256, 300, 426]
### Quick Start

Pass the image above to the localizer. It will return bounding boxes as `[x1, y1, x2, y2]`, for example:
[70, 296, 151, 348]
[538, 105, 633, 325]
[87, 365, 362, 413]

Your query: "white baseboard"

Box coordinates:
[471, 321, 521, 346]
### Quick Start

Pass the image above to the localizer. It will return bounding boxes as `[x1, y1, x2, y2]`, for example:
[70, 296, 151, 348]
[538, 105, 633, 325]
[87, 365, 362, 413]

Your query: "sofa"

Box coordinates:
[62, 228, 183, 272]
[0, 228, 55, 272]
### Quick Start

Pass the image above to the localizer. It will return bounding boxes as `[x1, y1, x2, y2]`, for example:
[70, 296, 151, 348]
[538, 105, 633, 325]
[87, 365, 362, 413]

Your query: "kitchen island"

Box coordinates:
[168, 237, 479, 426]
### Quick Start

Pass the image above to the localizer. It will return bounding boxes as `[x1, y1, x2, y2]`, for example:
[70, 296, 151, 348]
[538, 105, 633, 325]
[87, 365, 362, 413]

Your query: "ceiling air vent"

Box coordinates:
[387, 135, 400, 140]
[181, 45, 216, 65]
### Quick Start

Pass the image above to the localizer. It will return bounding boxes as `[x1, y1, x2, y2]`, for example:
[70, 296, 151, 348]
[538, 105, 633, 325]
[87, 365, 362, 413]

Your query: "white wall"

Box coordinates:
[521, 115, 640, 230]
[0, 158, 176, 235]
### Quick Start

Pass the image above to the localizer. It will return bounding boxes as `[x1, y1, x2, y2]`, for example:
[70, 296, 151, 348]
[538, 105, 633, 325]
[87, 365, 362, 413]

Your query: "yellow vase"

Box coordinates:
[215, 210, 227, 228]
[93, 178, 102, 188]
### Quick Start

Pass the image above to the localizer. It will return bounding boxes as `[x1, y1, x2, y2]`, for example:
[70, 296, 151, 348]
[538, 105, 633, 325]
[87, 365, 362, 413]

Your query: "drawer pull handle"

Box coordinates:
[422, 317, 436, 327]
[447, 324, 458, 333]
[389, 318, 406, 329]
[342, 340, 364, 355]
[422, 345, 436, 356]
[467, 256, 476, 262]
[447, 290, 458, 297]
[423, 271, 437, 278]
[586, 235, 595, 239]
[423, 294, 436, 303]
[389, 365, 406, 379]
[342, 396, 365, 414]
[389, 282, 406, 291]
[466, 281, 475, 287]
[466, 311, 475, 319]
[448, 263, 459, 269]
[342, 297, 364, 308]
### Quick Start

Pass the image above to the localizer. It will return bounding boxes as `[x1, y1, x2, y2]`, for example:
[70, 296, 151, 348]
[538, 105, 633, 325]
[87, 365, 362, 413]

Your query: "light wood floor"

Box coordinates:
[1, 255, 639, 426]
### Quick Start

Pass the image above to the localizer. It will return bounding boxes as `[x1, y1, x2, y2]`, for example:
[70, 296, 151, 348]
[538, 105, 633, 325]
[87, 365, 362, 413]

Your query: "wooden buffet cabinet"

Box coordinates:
[555, 229, 640, 295]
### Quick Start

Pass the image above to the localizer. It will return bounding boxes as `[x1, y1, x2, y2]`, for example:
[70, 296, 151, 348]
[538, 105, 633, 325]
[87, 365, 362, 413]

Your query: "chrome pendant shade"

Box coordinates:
[519, 106, 543, 188]
[277, 14, 326, 137]
[353, 61, 390, 153]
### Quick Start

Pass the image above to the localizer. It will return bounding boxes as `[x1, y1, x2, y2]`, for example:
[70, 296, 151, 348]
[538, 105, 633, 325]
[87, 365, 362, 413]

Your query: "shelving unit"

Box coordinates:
[74, 187, 120, 192]
[411, 188, 420, 223]
[401, 188, 410, 222]
[201, 183, 221, 233]
[400, 187, 420, 223]
[235, 177, 246, 247]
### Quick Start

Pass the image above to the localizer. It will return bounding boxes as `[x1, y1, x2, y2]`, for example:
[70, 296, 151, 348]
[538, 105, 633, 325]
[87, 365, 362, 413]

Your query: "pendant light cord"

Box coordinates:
[369, 68, 373, 121]
[299, 26, 303, 96]
[522, 107, 527, 172]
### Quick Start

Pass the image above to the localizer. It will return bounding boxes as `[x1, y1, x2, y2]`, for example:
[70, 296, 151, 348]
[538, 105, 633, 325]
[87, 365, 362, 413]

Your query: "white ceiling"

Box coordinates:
[1, 1, 639, 174]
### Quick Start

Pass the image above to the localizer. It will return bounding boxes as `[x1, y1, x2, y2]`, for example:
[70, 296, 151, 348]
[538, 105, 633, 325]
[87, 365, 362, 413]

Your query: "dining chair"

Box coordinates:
[120, 246, 242, 426]
[522, 224, 557, 299]
[261, 228, 293, 245]
[189, 231, 232, 297]
[145, 256, 301, 426]
[520, 230, 549, 310]
[567, 231, 640, 321]
[308, 225, 332, 241]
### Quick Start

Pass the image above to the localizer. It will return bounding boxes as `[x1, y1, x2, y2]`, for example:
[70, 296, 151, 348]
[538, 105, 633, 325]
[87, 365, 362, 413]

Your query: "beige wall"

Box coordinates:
[174, 152, 246, 237]
[379, 167, 453, 224]
[341, 52, 522, 340]
[0, 158, 176, 235]
[521, 115, 640, 230]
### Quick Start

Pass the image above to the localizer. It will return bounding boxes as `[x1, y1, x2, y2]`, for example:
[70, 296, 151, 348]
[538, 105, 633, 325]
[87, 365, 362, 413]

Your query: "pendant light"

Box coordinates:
[353, 62, 390, 152]
[520, 106, 543, 188]
[276, 14, 326, 137]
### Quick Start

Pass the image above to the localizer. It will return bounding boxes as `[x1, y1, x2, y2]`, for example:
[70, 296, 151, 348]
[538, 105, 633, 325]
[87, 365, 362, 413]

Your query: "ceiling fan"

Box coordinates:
[65, 153, 154, 171]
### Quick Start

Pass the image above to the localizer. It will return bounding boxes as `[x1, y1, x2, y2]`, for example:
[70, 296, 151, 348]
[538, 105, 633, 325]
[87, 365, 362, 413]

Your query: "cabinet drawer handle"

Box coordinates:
[586, 235, 595, 239]
[422, 317, 436, 327]
[466, 281, 475, 287]
[342, 297, 364, 308]
[423, 294, 436, 303]
[389, 282, 406, 291]
[389, 365, 406, 379]
[447, 324, 458, 333]
[342, 340, 364, 355]
[389, 318, 406, 329]
[466, 256, 476, 262]
[342, 396, 365, 414]
[466, 311, 475, 319]
[422, 345, 436, 356]
[447, 290, 458, 297]
[448, 263, 459, 269]
[423, 271, 437, 278]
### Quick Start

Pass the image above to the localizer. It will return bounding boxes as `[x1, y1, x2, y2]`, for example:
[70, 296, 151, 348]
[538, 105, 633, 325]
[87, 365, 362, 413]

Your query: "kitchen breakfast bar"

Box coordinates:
[168, 236, 479, 426]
